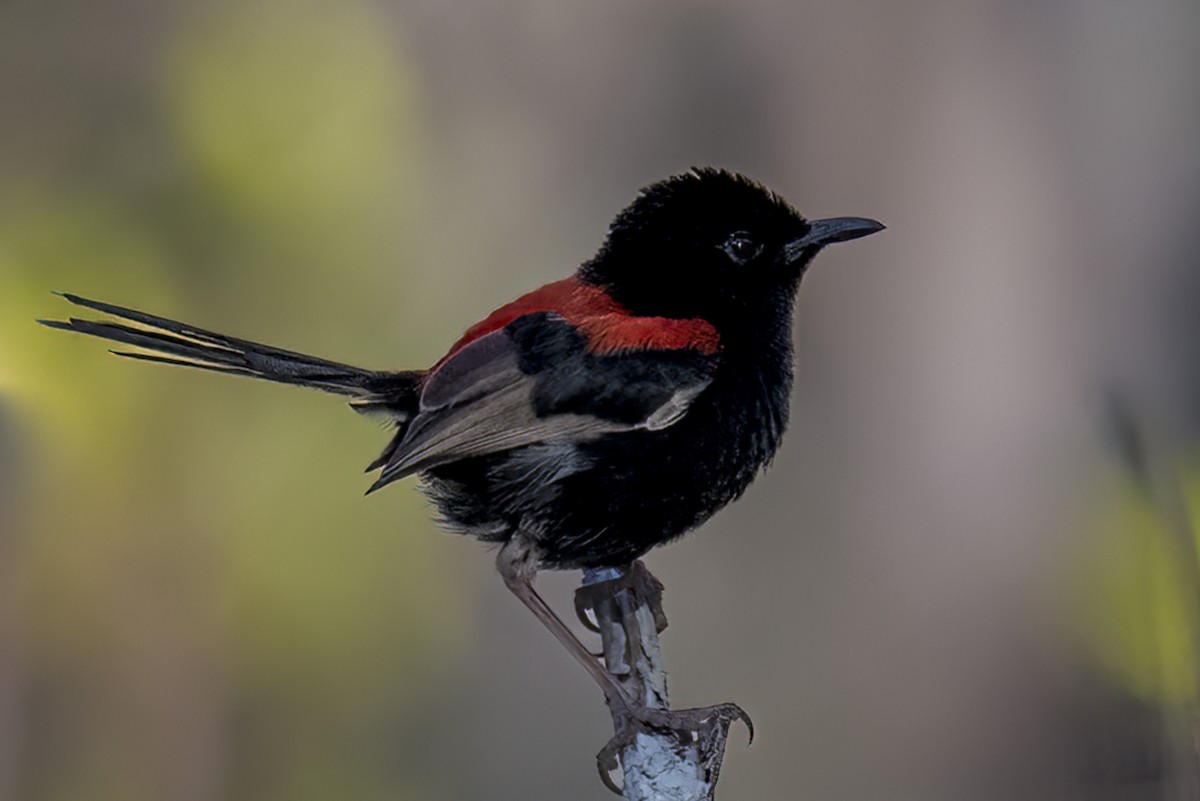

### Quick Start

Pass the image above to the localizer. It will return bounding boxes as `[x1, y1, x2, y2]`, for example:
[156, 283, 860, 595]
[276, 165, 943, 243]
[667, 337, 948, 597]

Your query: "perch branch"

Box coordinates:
[577, 562, 750, 800]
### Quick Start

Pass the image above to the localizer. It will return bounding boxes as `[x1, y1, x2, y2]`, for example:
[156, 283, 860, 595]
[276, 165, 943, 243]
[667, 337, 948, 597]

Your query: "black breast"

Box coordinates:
[533, 340, 793, 568]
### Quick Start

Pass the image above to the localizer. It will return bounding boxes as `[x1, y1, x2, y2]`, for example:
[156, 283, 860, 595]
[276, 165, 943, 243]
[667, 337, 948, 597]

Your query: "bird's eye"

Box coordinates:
[722, 232, 762, 264]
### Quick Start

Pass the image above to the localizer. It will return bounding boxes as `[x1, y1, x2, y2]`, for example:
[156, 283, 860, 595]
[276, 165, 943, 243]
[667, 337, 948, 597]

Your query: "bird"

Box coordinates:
[40, 167, 882, 726]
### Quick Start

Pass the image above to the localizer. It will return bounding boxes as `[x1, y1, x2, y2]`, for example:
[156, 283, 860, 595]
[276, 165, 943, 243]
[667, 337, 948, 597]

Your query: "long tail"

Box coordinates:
[39, 293, 421, 415]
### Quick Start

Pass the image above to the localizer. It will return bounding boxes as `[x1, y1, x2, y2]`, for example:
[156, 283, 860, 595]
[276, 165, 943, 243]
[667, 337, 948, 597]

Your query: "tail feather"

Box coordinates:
[50, 292, 359, 371]
[39, 292, 421, 402]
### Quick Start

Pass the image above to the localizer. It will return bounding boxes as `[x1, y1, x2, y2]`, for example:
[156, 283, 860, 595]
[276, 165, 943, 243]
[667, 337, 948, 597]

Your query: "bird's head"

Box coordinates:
[579, 168, 883, 324]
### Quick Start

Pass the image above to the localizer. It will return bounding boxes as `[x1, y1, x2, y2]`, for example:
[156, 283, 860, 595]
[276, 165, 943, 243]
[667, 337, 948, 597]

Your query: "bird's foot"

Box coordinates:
[575, 560, 668, 636]
[596, 701, 753, 794]
[576, 560, 669, 672]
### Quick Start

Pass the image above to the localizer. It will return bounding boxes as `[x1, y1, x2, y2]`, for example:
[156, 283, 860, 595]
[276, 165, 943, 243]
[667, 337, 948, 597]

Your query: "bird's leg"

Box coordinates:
[496, 540, 633, 709]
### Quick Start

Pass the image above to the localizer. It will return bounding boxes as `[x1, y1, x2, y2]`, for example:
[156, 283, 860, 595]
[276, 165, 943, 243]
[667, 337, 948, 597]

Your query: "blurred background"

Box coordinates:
[2, 0, 1199, 799]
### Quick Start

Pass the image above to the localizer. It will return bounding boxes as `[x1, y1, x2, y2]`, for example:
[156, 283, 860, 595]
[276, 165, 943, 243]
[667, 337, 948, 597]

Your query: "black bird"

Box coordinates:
[41, 167, 883, 721]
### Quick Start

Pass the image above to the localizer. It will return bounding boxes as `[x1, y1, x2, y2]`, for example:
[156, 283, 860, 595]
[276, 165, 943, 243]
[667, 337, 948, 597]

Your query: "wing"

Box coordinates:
[366, 312, 716, 492]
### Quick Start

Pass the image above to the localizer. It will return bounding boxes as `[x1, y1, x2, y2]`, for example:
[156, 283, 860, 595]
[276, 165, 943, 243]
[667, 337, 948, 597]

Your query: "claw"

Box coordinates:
[570, 587, 611, 658]
[696, 702, 755, 745]
[574, 589, 603, 633]
[736, 706, 754, 745]
[627, 561, 669, 633]
[596, 737, 626, 795]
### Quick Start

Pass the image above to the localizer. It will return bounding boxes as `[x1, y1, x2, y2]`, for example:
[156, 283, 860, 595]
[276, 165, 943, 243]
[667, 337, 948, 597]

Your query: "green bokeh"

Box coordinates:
[1076, 465, 1200, 703]
[1, 2, 462, 799]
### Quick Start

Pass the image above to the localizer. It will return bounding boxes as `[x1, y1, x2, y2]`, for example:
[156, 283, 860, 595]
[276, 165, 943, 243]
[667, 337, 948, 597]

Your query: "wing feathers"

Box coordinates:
[367, 315, 716, 492]
[420, 329, 521, 410]
[369, 384, 631, 490]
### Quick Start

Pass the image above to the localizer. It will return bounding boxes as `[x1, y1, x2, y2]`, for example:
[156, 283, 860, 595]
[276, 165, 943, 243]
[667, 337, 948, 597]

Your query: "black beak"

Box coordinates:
[783, 217, 885, 263]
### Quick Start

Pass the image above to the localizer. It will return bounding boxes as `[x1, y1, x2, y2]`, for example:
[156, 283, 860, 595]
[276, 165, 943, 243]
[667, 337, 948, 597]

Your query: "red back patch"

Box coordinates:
[436, 277, 720, 368]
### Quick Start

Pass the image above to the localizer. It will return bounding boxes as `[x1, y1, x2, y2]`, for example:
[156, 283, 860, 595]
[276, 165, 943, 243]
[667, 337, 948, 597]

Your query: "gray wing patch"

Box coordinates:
[419, 330, 519, 410]
[376, 378, 633, 481]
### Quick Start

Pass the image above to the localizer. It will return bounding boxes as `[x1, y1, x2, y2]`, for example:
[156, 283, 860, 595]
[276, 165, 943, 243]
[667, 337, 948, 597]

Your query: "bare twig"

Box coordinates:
[577, 562, 750, 800]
